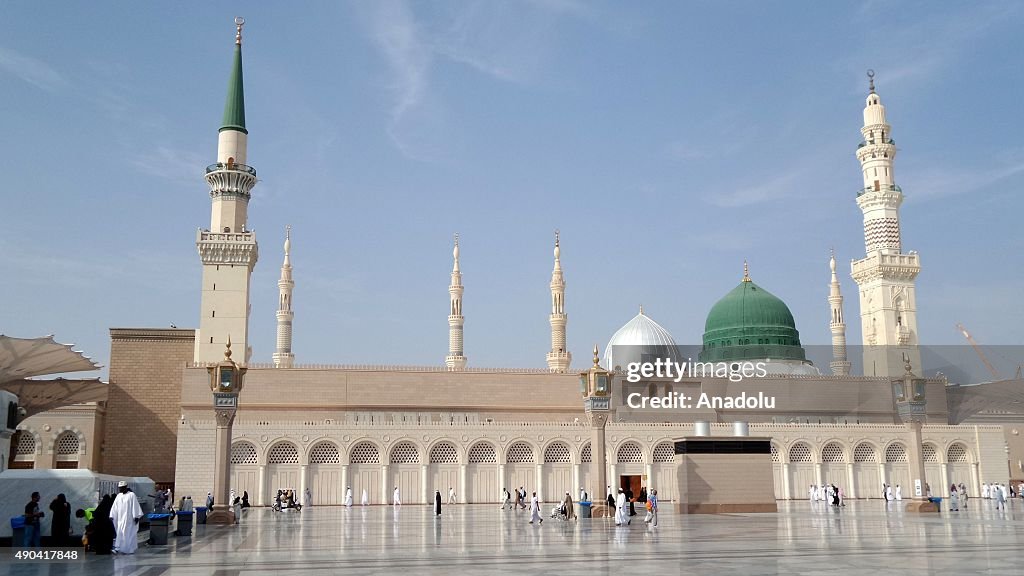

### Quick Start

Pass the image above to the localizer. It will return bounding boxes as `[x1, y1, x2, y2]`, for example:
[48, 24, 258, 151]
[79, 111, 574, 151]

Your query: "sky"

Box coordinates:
[2, 1, 1023, 379]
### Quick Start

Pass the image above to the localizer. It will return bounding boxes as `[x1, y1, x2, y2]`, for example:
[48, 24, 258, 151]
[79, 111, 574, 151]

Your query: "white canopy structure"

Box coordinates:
[0, 335, 105, 417]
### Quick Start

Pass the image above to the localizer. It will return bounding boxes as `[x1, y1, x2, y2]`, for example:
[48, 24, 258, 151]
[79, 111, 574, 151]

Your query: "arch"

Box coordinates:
[884, 442, 908, 463]
[267, 441, 300, 464]
[467, 441, 497, 463]
[770, 442, 780, 463]
[922, 443, 939, 463]
[946, 442, 970, 463]
[308, 441, 341, 465]
[580, 442, 592, 463]
[429, 441, 459, 464]
[543, 441, 571, 463]
[54, 431, 80, 455]
[350, 441, 381, 464]
[853, 442, 878, 463]
[15, 431, 37, 455]
[788, 442, 812, 463]
[389, 441, 421, 464]
[821, 442, 846, 463]
[652, 442, 675, 463]
[47, 426, 86, 455]
[617, 441, 643, 463]
[230, 441, 259, 464]
[506, 441, 535, 463]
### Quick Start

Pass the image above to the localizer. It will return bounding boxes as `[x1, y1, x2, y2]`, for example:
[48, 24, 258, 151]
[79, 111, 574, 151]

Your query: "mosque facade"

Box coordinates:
[12, 22, 1023, 504]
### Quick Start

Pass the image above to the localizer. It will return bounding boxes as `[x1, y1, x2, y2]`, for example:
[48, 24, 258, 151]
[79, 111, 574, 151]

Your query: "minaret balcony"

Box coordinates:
[206, 162, 257, 177]
[857, 138, 895, 149]
[857, 184, 901, 197]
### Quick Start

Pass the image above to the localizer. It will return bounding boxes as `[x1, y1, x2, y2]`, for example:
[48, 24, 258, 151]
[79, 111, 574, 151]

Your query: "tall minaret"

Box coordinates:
[273, 226, 295, 368]
[445, 234, 467, 370]
[851, 70, 921, 377]
[828, 250, 851, 376]
[195, 17, 259, 365]
[546, 231, 571, 372]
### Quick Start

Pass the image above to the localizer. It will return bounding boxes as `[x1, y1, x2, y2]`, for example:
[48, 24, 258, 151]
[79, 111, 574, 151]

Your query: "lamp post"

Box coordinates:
[580, 345, 613, 515]
[893, 355, 937, 512]
[206, 338, 245, 525]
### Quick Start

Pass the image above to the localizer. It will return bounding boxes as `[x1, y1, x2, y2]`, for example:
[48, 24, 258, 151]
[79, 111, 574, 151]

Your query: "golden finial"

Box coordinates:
[235, 17, 245, 45]
[225, 335, 233, 359]
[867, 69, 875, 94]
[592, 344, 600, 366]
[742, 260, 751, 282]
[639, 304, 644, 315]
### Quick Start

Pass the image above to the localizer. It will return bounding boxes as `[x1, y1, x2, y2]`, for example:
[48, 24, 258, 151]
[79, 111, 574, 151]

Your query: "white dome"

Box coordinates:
[603, 308, 678, 369]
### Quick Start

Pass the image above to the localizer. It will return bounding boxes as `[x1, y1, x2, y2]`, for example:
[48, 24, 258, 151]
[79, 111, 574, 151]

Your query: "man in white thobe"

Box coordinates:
[885, 485, 894, 501]
[895, 485, 902, 501]
[528, 492, 543, 524]
[361, 489, 369, 506]
[344, 486, 353, 507]
[110, 481, 143, 555]
[615, 489, 629, 526]
[982, 483, 990, 499]
[393, 487, 401, 506]
[447, 487, 456, 505]
[994, 484, 1007, 510]
[580, 487, 586, 502]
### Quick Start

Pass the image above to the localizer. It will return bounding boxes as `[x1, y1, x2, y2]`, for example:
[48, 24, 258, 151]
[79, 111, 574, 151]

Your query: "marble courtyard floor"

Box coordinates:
[3, 500, 1023, 575]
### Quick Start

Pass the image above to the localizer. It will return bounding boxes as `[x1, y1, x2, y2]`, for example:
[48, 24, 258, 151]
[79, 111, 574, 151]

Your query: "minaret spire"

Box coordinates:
[828, 249, 851, 376]
[446, 233, 467, 370]
[273, 226, 295, 368]
[195, 17, 259, 365]
[851, 71, 921, 376]
[546, 230, 571, 372]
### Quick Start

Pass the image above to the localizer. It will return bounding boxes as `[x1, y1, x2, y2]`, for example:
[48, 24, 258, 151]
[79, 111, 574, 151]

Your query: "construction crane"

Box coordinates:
[956, 323, 1000, 380]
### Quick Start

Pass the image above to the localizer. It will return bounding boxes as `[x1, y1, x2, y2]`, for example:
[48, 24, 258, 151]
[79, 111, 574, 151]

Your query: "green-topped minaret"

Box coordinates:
[195, 16, 259, 366]
[220, 17, 246, 134]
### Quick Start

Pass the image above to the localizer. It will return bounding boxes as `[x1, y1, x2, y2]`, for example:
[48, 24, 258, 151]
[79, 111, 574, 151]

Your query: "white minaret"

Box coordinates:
[273, 226, 295, 368]
[195, 17, 259, 364]
[546, 231, 571, 372]
[445, 234, 467, 370]
[828, 249, 851, 376]
[851, 70, 921, 377]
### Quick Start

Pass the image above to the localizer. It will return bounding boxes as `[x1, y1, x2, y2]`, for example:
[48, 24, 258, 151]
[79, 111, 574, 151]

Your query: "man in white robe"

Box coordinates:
[895, 485, 902, 501]
[885, 485, 894, 501]
[447, 487, 456, 505]
[808, 485, 815, 502]
[528, 492, 543, 524]
[982, 483, 990, 499]
[615, 489, 630, 526]
[361, 489, 369, 506]
[994, 484, 1007, 510]
[393, 487, 401, 506]
[110, 481, 143, 555]
[344, 486, 353, 507]
[580, 487, 586, 502]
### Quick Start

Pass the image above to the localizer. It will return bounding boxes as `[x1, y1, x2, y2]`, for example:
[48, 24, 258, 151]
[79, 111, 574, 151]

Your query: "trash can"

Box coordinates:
[578, 501, 592, 519]
[195, 506, 208, 524]
[147, 513, 173, 545]
[10, 516, 25, 546]
[175, 511, 194, 536]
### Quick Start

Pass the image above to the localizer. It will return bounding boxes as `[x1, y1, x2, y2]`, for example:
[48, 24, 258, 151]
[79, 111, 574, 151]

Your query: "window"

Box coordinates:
[885, 443, 908, 463]
[653, 443, 674, 463]
[821, 443, 845, 463]
[230, 442, 259, 464]
[543, 443, 571, 463]
[468, 443, 496, 463]
[309, 442, 340, 464]
[430, 442, 458, 464]
[789, 442, 811, 463]
[580, 443, 592, 463]
[55, 433, 79, 455]
[770, 443, 780, 463]
[267, 442, 299, 464]
[922, 444, 938, 463]
[350, 442, 380, 464]
[947, 443, 968, 463]
[390, 442, 420, 464]
[854, 443, 877, 463]
[617, 442, 643, 463]
[506, 442, 535, 463]
[16, 432, 36, 455]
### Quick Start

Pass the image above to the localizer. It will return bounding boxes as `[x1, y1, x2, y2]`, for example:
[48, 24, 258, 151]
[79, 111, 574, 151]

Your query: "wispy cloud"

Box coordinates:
[131, 147, 206, 186]
[903, 154, 1024, 202]
[0, 46, 67, 91]
[707, 172, 803, 208]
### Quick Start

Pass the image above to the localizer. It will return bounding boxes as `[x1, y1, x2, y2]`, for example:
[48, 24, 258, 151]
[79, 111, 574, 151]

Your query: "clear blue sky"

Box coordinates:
[2, 1, 1022, 377]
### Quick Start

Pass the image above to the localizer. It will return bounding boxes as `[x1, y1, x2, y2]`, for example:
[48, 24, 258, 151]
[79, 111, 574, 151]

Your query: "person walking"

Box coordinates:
[23, 492, 44, 547]
[949, 484, 960, 511]
[502, 488, 512, 510]
[447, 486, 457, 505]
[110, 481, 143, 554]
[614, 489, 630, 526]
[528, 492, 543, 524]
[645, 489, 659, 527]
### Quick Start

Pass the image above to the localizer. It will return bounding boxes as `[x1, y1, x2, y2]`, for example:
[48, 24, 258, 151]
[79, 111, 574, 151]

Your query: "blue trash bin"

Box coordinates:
[578, 501, 592, 519]
[10, 516, 25, 546]
[195, 506, 208, 524]
[147, 514, 173, 545]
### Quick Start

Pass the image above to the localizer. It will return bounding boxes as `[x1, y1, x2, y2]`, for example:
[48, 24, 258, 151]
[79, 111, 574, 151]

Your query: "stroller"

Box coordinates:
[549, 502, 569, 520]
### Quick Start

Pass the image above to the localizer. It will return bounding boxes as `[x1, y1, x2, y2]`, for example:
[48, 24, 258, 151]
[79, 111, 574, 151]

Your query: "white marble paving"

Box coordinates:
[2, 499, 1024, 575]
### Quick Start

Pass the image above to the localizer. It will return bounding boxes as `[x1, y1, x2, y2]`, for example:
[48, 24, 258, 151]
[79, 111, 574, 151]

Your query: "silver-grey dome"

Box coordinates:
[603, 308, 678, 369]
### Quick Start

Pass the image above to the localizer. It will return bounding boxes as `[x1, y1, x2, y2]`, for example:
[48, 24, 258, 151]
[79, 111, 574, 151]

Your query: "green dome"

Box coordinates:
[699, 275, 806, 363]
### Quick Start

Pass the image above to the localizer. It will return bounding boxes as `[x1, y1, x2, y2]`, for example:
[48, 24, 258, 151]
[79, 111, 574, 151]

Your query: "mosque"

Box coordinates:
[11, 21, 1024, 506]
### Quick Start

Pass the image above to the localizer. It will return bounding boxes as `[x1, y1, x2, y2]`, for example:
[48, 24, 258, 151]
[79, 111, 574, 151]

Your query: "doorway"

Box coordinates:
[620, 475, 642, 501]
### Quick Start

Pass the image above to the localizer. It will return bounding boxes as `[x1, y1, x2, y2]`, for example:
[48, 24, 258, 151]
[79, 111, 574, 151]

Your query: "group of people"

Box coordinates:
[272, 489, 302, 512]
[882, 483, 909, 501]
[22, 481, 144, 555]
[981, 482, 1012, 510]
[808, 484, 845, 506]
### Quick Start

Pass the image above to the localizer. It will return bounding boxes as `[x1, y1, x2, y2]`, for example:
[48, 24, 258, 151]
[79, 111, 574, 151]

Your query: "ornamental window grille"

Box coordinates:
[617, 442, 643, 463]
[947, 443, 968, 463]
[350, 442, 380, 464]
[789, 442, 812, 463]
[55, 433, 79, 455]
[430, 442, 458, 464]
[770, 443, 780, 463]
[468, 443, 496, 463]
[544, 443, 571, 463]
[16, 432, 36, 455]
[653, 443, 675, 463]
[230, 442, 258, 464]
[506, 442, 535, 463]
[580, 443, 592, 463]
[390, 442, 420, 464]
[922, 444, 938, 463]
[821, 443, 846, 463]
[309, 442, 340, 464]
[885, 443, 908, 463]
[854, 443, 877, 463]
[267, 442, 299, 464]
